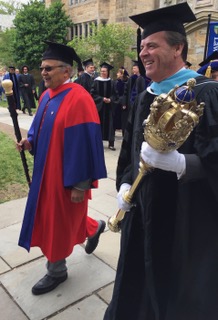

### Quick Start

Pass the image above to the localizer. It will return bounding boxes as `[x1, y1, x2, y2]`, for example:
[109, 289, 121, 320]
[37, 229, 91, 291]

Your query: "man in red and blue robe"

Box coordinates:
[17, 41, 107, 295]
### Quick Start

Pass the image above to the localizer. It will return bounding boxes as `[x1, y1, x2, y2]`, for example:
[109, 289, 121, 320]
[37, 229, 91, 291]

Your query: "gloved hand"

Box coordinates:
[117, 183, 132, 212]
[140, 142, 186, 179]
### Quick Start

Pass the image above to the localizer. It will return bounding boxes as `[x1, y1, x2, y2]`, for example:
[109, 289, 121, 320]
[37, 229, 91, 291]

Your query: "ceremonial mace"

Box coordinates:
[108, 78, 205, 232]
[2, 79, 31, 187]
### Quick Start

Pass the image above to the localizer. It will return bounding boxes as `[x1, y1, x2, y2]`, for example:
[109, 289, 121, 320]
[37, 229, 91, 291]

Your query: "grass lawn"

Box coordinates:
[0, 131, 34, 203]
[1, 90, 38, 113]
[0, 91, 38, 203]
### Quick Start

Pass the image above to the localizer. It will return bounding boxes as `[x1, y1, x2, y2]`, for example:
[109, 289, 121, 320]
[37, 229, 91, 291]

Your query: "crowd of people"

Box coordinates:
[71, 49, 218, 151]
[1, 1, 218, 319]
[2, 45, 218, 149]
[0, 65, 37, 116]
[74, 58, 151, 150]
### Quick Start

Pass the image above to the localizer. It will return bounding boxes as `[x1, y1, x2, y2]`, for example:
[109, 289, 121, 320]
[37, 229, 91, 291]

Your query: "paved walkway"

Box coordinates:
[0, 107, 122, 320]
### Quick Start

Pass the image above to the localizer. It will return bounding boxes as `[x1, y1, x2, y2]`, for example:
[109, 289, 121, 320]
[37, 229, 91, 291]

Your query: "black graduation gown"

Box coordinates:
[19, 73, 36, 110]
[114, 78, 128, 131]
[122, 75, 150, 135]
[91, 78, 119, 142]
[104, 76, 218, 320]
[75, 72, 94, 93]
[38, 79, 46, 99]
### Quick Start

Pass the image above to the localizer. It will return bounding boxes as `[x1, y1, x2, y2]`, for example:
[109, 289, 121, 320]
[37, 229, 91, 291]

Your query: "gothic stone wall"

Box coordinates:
[45, 0, 218, 70]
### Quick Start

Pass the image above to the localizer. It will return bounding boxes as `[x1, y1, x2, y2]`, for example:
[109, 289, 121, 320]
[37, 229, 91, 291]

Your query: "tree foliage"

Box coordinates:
[0, 0, 21, 15]
[0, 28, 16, 67]
[69, 23, 136, 72]
[12, 0, 72, 69]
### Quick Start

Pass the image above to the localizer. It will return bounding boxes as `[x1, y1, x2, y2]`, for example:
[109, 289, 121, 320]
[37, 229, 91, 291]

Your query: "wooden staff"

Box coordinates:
[2, 79, 31, 187]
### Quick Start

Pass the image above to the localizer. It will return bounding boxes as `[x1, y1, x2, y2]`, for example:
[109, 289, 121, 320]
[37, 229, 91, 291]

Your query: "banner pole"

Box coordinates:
[204, 14, 211, 60]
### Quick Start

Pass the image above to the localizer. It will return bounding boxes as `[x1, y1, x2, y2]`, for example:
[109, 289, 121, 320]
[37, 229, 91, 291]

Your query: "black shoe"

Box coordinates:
[32, 273, 68, 295]
[108, 146, 116, 151]
[85, 220, 106, 254]
[29, 113, 33, 116]
[22, 108, 26, 114]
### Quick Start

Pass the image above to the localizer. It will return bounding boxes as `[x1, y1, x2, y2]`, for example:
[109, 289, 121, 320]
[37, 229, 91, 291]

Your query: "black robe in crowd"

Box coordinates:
[75, 72, 94, 93]
[38, 79, 46, 99]
[122, 74, 150, 135]
[91, 78, 119, 143]
[104, 76, 218, 320]
[114, 78, 128, 132]
[19, 73, 36, 112]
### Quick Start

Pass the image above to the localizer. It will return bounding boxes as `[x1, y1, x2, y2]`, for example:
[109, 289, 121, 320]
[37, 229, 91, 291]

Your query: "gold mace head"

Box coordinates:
[2, 79, 13, 96]
[143, 78, 205, 152]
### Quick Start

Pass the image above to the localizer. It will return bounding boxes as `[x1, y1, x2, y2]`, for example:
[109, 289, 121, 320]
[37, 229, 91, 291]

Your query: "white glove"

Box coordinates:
[140, 142, 186, 179]
[117, 183, 132, 212]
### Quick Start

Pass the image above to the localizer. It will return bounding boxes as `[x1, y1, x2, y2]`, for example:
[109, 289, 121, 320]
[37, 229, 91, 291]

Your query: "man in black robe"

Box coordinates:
[75, 58, 95, 93]
[91, 62, 119, 150]
[3, 66, 21, 110]
[19, 65, 36, 116]
[104, 3, 218, 320]
[122, 60, 150, 133]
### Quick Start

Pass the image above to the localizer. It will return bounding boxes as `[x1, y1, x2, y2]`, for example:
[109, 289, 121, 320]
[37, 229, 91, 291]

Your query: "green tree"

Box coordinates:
[12, 0, 72, 69]
[0, 0, 21, 15]
[0, 28, 16, 66]
[69, 23, 136, 72]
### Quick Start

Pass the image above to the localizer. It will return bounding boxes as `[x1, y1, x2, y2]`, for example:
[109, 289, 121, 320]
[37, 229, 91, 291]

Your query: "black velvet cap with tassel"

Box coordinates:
[197, 51, 218, 77]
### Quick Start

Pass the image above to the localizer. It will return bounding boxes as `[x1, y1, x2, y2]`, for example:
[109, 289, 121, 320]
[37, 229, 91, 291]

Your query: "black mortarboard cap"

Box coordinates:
[8, 66, 15, 69]
[82, 58, 94, 67]
[100, 62, 114, 70]
[197, 51, 218, 76]
[185, 61, 192, 67]
[42, 41, 81, 66]
[198, 51, 218, 67]
[129, 2, 196, 38]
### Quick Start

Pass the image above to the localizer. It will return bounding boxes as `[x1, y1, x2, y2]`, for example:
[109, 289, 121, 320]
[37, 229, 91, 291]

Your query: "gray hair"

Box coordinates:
[163, 31, 188, 63]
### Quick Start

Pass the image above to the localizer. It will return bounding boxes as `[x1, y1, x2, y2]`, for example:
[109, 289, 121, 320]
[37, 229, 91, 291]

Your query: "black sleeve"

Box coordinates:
[194, 82, 218, 200]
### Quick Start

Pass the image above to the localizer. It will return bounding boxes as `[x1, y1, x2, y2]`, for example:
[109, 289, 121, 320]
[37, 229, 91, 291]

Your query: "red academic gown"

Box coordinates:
[18, 83, 107, 262]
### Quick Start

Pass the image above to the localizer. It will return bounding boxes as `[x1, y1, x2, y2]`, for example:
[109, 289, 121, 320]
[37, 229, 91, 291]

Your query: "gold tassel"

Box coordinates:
[205, 65, 211, 78]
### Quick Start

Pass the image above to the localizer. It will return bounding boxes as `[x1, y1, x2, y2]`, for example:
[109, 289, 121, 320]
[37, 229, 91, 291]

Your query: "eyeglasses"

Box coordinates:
[39, 65, 66, 72]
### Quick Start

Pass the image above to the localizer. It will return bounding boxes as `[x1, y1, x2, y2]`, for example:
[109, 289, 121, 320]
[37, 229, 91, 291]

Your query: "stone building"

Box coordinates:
[44, 0, 218, 70]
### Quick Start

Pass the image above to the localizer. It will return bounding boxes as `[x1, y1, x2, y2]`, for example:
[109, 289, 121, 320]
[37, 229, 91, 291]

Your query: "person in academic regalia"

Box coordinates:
[114, 67, 129, 135]
[104, 2, 218, 320]
[19, 65, 36, 116]
[91, 62, 119, 150]
[197, 50, 218, 81]
[17, 41, 107, 295]
[3, 66, 21, 110]
[38, 79, 47, 99]
[73, 63, 84, 83]
[74, 58, 95, 93]
[122, 60, 150, 133]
